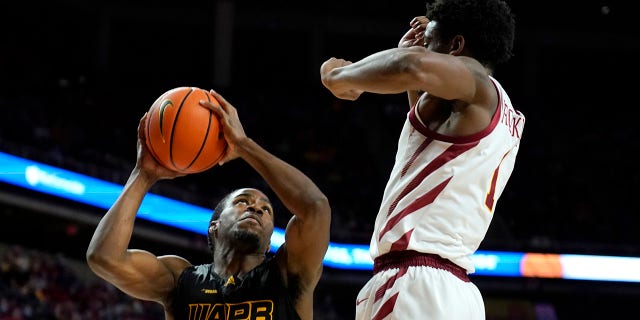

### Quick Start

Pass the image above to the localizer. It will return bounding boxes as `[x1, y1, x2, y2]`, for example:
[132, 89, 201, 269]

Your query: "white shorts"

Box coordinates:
[355, 251, 485, 320]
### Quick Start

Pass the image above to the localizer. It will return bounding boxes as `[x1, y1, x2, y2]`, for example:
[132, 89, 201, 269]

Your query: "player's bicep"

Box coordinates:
[99, 249, 187, 303]
[281, 202, 331, 275]
[413, 52, 476, 101]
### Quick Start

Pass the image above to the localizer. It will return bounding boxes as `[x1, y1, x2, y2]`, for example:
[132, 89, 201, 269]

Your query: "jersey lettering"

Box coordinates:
[500, 103, 524, 138]
[187, 300, 273, 320]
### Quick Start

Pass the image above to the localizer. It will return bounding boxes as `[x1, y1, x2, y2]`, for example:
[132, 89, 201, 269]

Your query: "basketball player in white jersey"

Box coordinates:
[320, 0, 524, 319]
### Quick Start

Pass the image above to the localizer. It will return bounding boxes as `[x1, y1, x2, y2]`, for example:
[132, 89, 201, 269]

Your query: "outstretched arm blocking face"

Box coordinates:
[86, 114, 191, 305]
[321, 16, 482, 105]
[321, 46, 476, 102]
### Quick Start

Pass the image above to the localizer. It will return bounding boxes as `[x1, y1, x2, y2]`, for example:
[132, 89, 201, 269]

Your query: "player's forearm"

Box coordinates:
[86, 169, 153, 267]
[327, 48, 421, 94]
[236, 137, 328, 219]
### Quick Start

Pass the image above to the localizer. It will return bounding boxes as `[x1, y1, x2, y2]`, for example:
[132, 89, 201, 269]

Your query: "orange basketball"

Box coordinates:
[145, 86, 227, 174]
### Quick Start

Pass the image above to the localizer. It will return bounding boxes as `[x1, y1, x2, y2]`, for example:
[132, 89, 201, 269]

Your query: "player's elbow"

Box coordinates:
[86, 247, 104, 272]
[316, 194, 331, 216]
[86, 246, 118, 276]
[309, 194, 332, 225]
[322, 71, 353, 99]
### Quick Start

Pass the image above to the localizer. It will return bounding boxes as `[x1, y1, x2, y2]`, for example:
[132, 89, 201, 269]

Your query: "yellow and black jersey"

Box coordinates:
[168, 254, 301, 320]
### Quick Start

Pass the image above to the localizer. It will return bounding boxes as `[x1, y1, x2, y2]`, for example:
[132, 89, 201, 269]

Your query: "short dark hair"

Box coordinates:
[206, 191, 237, 254]
[426, 0, 516, 69]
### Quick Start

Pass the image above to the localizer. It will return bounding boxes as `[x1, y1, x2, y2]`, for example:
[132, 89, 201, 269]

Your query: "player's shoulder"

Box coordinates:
[158, 255, 193, 276]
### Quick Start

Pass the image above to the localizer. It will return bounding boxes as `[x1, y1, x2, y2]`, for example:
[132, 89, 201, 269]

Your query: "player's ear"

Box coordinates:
[209, 221, 219, 235]
[449, 35, 465, 55]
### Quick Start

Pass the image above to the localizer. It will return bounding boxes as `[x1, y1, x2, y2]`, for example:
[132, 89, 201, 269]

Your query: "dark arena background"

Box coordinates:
[1, 1, 638, 319]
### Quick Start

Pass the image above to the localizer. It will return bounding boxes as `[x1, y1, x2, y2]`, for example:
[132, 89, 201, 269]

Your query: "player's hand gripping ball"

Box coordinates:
[145, 87, 227, 174]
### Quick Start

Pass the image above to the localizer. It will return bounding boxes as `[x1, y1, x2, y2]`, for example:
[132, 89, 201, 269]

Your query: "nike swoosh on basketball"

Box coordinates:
[158, 99, 174, 143]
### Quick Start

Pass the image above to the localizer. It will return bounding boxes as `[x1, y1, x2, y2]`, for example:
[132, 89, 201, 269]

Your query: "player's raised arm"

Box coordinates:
[86, 114, 190, 305]
[201, 91, 331, 319]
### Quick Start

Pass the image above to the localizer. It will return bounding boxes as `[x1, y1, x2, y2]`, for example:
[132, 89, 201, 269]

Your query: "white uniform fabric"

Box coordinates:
[356, 76, 525, 320]
[356, 264, 485, 320]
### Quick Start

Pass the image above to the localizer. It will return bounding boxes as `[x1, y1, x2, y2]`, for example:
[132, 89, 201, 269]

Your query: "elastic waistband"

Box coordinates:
[373, 250, 469, 282]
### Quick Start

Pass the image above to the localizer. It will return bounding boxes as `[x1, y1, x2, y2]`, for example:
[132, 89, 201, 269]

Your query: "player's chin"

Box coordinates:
[234, 222, 264, 237]
[231, 230, 262, 247]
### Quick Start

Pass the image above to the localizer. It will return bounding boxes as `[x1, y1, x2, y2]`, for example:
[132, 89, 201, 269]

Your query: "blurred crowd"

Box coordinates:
[0, 244, 164, 320]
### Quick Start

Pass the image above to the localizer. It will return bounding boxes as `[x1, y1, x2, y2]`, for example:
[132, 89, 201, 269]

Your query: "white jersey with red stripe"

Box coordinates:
[369, 76, 525, 273]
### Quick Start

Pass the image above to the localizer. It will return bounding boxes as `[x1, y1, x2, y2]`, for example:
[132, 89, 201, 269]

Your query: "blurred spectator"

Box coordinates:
[0, 244, 164, 319]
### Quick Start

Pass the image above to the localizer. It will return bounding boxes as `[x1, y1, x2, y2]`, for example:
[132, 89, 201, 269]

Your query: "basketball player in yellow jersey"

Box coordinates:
[87, 90, 331, 320]
[320, 0, 524, 319]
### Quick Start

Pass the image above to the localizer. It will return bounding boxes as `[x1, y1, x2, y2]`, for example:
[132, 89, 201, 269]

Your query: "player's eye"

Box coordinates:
[234, 199, 248, 205]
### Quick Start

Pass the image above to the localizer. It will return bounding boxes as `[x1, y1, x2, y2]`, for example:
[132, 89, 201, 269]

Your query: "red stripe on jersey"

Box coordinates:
[374, 267, 408, 304]
[372, 292, 399, 320]
[389, 229, 414, 252]
[485, 150, 511, 211]
[400, 137, 432, 177]
[387, 142, 478, 216]
[379, 178, 450, 241]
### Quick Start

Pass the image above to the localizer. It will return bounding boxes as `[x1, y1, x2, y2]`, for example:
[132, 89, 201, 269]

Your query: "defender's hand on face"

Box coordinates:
[399, 16, 429, 48]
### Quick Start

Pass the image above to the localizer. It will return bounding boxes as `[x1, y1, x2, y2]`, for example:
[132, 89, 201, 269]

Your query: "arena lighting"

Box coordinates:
[1, 150, 640, 282]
